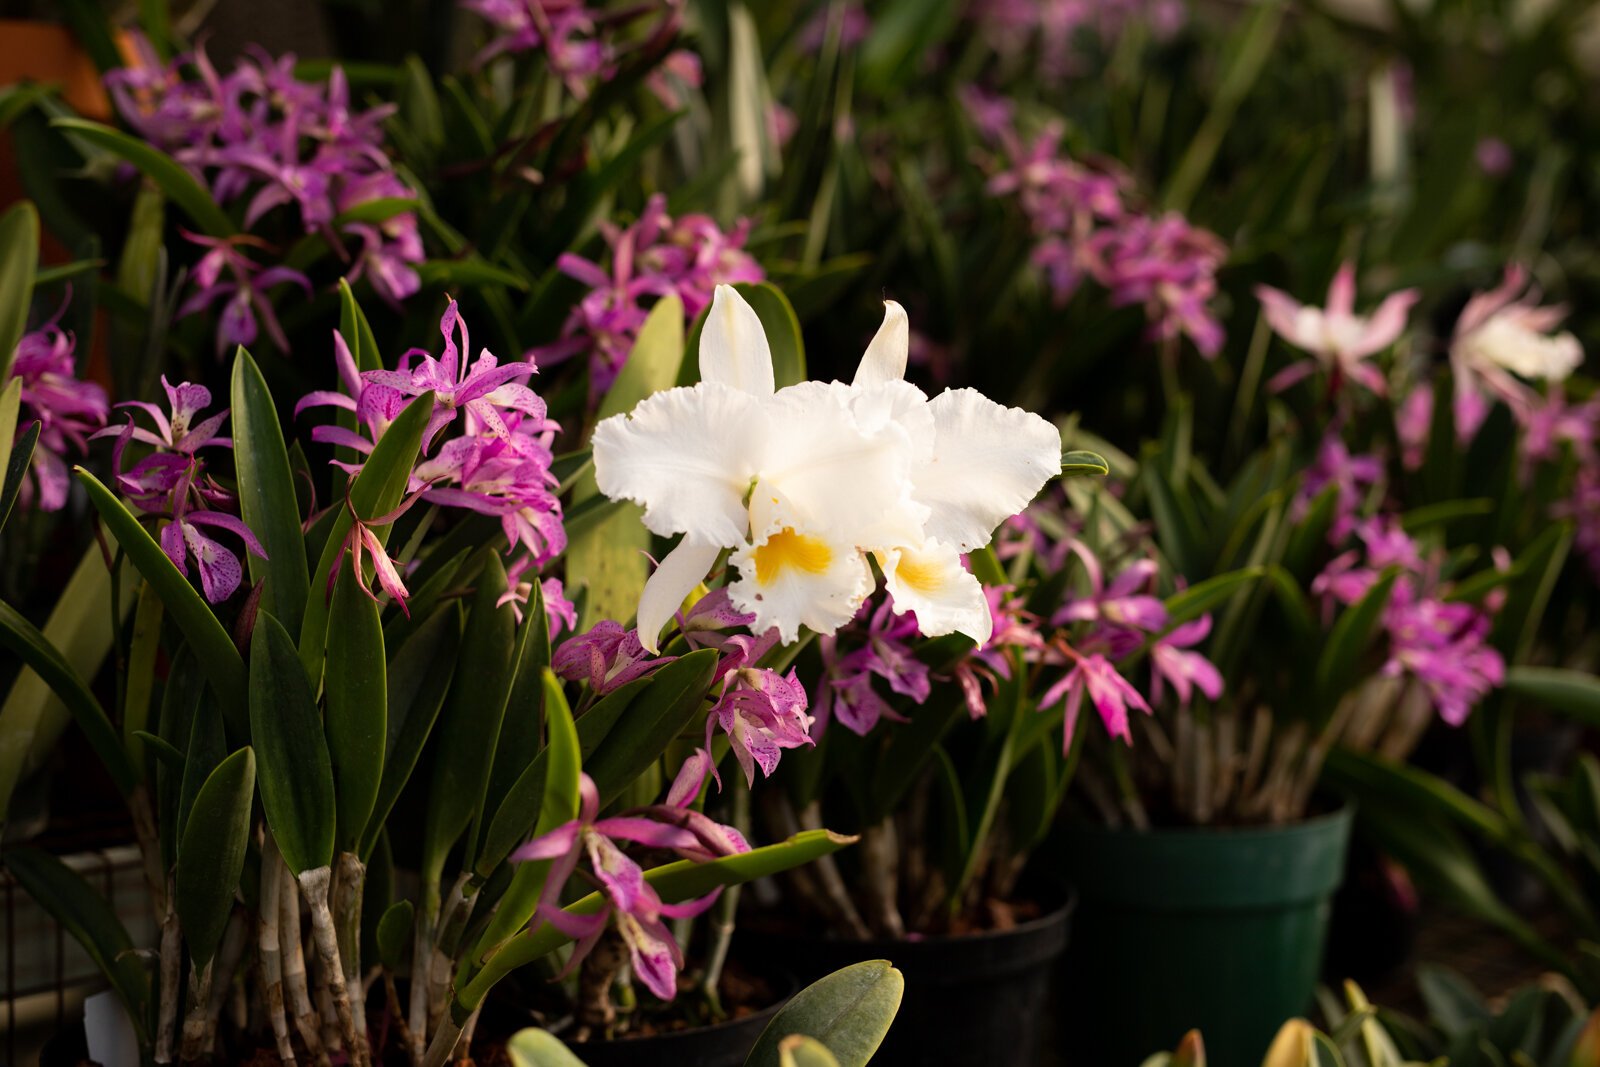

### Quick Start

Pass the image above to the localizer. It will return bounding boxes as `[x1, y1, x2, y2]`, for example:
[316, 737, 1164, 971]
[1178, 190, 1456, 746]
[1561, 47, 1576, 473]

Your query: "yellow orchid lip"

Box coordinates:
[891, 550, 946, 594]
[753, 527, 833, 586]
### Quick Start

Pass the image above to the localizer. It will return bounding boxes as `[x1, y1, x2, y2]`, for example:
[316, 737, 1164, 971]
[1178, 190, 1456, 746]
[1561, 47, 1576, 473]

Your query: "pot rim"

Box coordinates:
[786, 884, 1077, 951]
[1060, 800, 1354, 843]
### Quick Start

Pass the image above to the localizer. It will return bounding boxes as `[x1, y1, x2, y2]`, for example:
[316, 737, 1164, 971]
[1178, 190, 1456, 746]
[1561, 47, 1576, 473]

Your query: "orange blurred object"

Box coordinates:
[0, 20, 114, 120]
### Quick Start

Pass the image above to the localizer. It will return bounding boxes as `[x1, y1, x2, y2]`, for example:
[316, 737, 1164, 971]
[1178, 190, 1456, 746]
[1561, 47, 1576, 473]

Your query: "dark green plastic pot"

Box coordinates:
[1059, 806, 1353, 1067]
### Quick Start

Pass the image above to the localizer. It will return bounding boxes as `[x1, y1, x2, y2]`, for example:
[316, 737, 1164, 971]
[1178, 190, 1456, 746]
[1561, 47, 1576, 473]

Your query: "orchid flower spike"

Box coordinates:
[591, 286, 1062, 651]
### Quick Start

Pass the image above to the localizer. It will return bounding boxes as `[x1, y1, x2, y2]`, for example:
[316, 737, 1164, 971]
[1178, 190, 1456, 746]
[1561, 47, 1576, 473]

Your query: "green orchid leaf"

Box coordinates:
[868, 687, 966, 824]
[480, 580, 552, 848]
[50, 119, 236, 236]
[1504, 667, 1600, 728]
[458, 829, 858, 1016]
[332, 197, 418, 227]
[338, 277, 383, 372]
[121, 581, 165, 775]
[471, 670, 580, 960]
[76, 468, 247, 718]
[1060, 449, 1110, 478]
[176, 747, 255, 969]
[1313, 569, 1400, 716]
[1163, 567, 1268, 629]
[3, 847, 151, 1042]
[0, 364, 23, 490]
[746, 960, 904, 1067]
[133, 730, 185, 771]
[0, 599, 138, 798]
[231, 347, 310, 637]
[360, 602, 461, 862]
[583, 648, 719, 808]
[176, 690, 226, 850]
[507, 1029, 591, 1067]
[422, 553, 521, 881]
[56, 0, 122, 73]
[415, 257, 529, 291]
[0, 418, 32, 534]
[36, 258, 109, 289]
[399, 56, 445, 153]
[0, 201, 39, 380]
[1415, 965, 1491, 1037]
[597, 292, 685, 419]
[1323, 749, 1510, 842]
[1143, 457, 1208, 579]
[375, 899, 415, 971]
[560, 495, 628, 547]
[1399, 498, 1495, 534]
[155, 647, 204, 870]
[475, 671, 656, 880]
[0, 544, 136, 827]
[327, 565, 387, 852]
[1358, 804, 1562, 969]
[299, 389, 434, 681]
[250, 611, 336, 876]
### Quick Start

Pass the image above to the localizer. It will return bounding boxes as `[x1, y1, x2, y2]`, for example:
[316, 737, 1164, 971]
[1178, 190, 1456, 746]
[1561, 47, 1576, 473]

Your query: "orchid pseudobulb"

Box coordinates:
[590, 285, 1062, 651]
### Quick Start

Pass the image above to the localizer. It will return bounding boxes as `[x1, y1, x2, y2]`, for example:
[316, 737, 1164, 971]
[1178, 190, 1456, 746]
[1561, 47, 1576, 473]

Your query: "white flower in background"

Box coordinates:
[1450, 265, 1586, 434]
[1456, 314, 1583, 383]
[591, 285, 1061, 650]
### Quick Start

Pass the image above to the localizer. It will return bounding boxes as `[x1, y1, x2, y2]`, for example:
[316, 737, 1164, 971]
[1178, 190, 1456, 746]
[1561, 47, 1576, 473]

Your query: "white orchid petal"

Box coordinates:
[852, 301, 910, 387]
[591, 382, 762, 544]
[729, 528, 873, 644]
[699, 285, 775, 396]
[914, 388, 1062, 551]
[880, 541, 992, 645]
[759, 382, 928, 548]
[847, 378, 934, 445]
[636, 538, 721, 654]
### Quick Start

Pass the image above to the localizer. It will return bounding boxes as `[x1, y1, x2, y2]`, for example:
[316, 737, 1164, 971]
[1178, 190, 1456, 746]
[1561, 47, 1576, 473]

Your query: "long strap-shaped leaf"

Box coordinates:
[0, 201, 39, 380]
[232, 347, 310, 637]
[327, 566, 386, 852]
[0, 599, 137, 797]
[468, 670, 580, 962]
[176, 747, 256, 969]
[3, 846, 152, 1043]
[50, 119, 236, 237]
[251, 611, 336, 876]
[0, 420, 38, 534]
[421, 553, 520, 882]
[76, 468, 246, 715]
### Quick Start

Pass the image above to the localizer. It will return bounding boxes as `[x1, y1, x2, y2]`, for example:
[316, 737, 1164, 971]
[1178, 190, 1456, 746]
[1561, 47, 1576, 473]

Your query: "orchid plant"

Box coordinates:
[0, 218, 858, 1066]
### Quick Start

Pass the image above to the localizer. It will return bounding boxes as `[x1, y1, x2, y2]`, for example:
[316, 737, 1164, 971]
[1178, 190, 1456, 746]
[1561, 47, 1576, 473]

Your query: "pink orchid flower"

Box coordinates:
[1256, 262, 1419, 396]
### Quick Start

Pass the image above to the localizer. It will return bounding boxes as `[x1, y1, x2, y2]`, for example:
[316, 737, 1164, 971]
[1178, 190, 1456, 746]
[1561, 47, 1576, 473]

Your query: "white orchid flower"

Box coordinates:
[591, 285, 1061, 651]
[838, 301, 1064, 646]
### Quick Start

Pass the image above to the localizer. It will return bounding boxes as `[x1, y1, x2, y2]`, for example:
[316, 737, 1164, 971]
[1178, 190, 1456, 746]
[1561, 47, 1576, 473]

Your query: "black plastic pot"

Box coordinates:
[741, 896, 1073, 1067]
[562, 989, 788, 1067]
